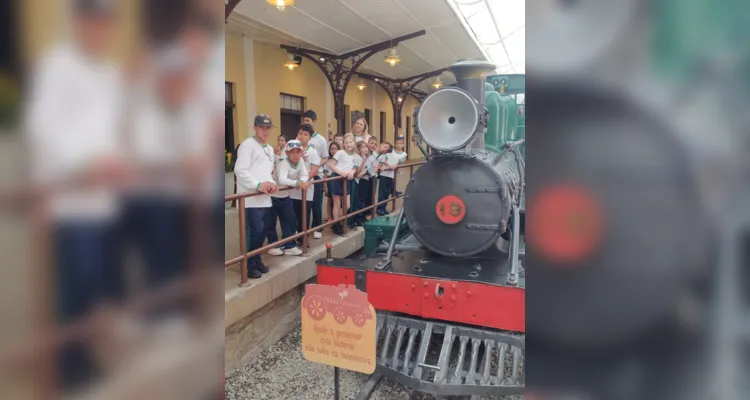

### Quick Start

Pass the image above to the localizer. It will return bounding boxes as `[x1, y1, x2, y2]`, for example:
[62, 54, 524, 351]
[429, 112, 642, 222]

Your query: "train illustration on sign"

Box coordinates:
[303, 284, 373, 327]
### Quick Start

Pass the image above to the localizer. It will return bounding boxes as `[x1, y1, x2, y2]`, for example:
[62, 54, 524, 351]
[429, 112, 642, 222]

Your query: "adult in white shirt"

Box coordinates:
[234, 114, 279, 279]
[24, 0, 124, 390]
[301, 110, 327, 237]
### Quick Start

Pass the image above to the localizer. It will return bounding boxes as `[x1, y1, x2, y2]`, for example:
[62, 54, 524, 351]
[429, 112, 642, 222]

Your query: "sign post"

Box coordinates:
[301, 283, 377, 399]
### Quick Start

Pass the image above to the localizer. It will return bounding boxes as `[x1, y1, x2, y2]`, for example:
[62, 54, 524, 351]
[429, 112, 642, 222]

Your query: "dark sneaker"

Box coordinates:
[247, 268, 262, 279]
[256, 263, 270, 273]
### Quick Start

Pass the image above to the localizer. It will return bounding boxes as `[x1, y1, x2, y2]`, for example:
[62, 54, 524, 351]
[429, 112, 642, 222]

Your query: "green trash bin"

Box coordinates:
[363, 215, 409, 257]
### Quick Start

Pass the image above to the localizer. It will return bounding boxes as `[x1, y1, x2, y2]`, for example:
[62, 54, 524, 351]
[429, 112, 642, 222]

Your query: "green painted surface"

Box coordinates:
[363, 215, 409, 257]
[485, 74, 524, 156]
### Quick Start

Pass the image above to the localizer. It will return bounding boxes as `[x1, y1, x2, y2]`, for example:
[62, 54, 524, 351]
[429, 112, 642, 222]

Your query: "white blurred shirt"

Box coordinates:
[128, 64, 212, 200]
[25, 43, 124, 221]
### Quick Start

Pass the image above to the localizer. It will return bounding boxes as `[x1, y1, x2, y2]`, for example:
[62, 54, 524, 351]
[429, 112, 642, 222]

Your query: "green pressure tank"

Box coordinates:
[484, 82, 519, 153]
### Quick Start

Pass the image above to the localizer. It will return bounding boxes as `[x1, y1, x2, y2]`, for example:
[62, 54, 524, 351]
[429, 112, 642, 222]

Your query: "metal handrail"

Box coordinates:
[0, 158, 424, 397]
[224, 160, 425, 286]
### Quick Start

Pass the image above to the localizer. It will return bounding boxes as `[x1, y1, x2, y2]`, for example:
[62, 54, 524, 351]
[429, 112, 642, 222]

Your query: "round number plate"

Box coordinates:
[435, 195, 466, 225]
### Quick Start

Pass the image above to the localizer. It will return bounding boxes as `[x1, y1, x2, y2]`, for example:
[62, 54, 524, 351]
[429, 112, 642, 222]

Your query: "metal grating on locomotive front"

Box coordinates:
[373, 312, 525, 397]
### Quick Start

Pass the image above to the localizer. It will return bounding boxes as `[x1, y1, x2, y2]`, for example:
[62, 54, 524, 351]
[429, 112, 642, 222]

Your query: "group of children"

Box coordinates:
[236, 110, 407, 279]
[266, 119, 408, 251]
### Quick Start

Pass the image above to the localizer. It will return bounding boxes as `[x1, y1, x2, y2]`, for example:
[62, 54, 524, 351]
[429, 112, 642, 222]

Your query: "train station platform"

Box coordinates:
[224, 212, 364, 372]
[223, 167, 413, 373]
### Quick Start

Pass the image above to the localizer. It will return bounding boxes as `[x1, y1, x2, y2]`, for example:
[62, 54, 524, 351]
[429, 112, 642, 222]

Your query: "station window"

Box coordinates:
[279, 93, 304, 112]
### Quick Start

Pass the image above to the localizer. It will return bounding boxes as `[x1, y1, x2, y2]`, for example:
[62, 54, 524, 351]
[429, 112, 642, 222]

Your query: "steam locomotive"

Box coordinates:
[316, 60, 525, 398]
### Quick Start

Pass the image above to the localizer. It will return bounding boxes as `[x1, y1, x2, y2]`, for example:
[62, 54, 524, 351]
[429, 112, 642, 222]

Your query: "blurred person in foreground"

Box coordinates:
[23, 0, 126, 391]
[124, 43, 215, 322]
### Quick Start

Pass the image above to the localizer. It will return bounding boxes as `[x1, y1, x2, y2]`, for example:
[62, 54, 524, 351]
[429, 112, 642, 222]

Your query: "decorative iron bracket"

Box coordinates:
[357, 69, 446, 137]
[281, 30, 426, 135]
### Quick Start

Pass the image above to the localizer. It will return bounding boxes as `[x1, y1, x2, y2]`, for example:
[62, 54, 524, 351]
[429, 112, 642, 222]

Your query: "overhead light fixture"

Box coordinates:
[284, 54, 298, 71]
[356, 79, 366, 91]
[397, 96, 403, 103]
[319, 57, 325, 62]
[432, 78, 443, 89]
[385, 48, 401, 66]
[267, 0, 294, 12]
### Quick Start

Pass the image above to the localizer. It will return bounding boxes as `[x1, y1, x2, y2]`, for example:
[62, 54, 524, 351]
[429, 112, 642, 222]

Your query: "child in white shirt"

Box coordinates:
[322, 141, 340, 226]
[326, 133, 358, 235]
[269, 140, 311, 256]
[375, 142, 399, 215]
[393, 136, 408, 164]
[266, 135, 288, 248]
[234, 114, 280, 277]
[352, 141, 374, 225]
[295, 123, 322, 242]
[392, 136, 408, 197]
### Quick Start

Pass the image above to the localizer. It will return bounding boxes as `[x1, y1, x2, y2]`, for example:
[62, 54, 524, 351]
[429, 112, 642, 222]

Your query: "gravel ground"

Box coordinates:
[226, 326, 524, 400]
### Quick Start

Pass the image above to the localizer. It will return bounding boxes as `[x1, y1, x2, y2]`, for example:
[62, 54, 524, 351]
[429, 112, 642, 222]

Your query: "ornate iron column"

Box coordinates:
[357, 69, 446, 138]
[281, 31, 426, 135]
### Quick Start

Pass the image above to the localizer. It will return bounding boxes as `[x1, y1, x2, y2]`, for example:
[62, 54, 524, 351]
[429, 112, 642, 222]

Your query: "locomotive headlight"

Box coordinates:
[415, 86, 486, 152]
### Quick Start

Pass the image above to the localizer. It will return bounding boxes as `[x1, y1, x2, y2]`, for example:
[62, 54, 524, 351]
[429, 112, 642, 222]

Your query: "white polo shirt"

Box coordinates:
[393, 150, 408, 164]
[271, 154, 288, 199]
[277, 159, 310, 201]
[360, 153, 377, 181]
[234, 137, 275, 208]
[376, 152, 400, 179]
[301, 145, 321, 181]
[332, 150, 356, 174]
[309, 132, 328, 178]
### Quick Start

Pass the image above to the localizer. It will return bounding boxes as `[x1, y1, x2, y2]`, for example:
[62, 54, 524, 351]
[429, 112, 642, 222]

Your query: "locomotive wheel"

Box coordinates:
[352, 311, 366, 327]
[333, 308, 347, 325]
[306, 296, 326, 321]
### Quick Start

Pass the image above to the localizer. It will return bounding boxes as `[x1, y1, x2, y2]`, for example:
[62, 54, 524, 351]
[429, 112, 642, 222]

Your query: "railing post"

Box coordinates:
[238, 197, 248, 287]
[391, 167, 398, 212]
[371, 178, 378, 220]
[342, 177, 348, 235]
[301, 189, 308, 255]
[34, 207, 56, 399]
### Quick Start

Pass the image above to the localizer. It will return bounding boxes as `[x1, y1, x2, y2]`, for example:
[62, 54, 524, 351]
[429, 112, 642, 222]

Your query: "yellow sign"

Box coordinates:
[301, 284, 377, 374]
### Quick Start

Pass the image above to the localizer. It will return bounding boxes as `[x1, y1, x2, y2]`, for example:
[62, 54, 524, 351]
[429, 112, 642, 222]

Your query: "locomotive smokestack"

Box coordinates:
[449, 60, 496, 150]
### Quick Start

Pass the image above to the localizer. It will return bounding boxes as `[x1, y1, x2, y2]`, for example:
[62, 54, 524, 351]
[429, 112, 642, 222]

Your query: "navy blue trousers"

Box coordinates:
[356, 178, 373, 222]
[377, 176, 394, 214]
[122, 196, 188, 290]
[55, 220, 118, 389]
[244, 207, 268, 266]
[311, 176, 323, 231]
[266, 197, 297, 250]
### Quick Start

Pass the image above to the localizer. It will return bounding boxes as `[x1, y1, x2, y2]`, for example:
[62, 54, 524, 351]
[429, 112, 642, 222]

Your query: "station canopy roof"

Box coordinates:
[228, 0, 525, 93]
